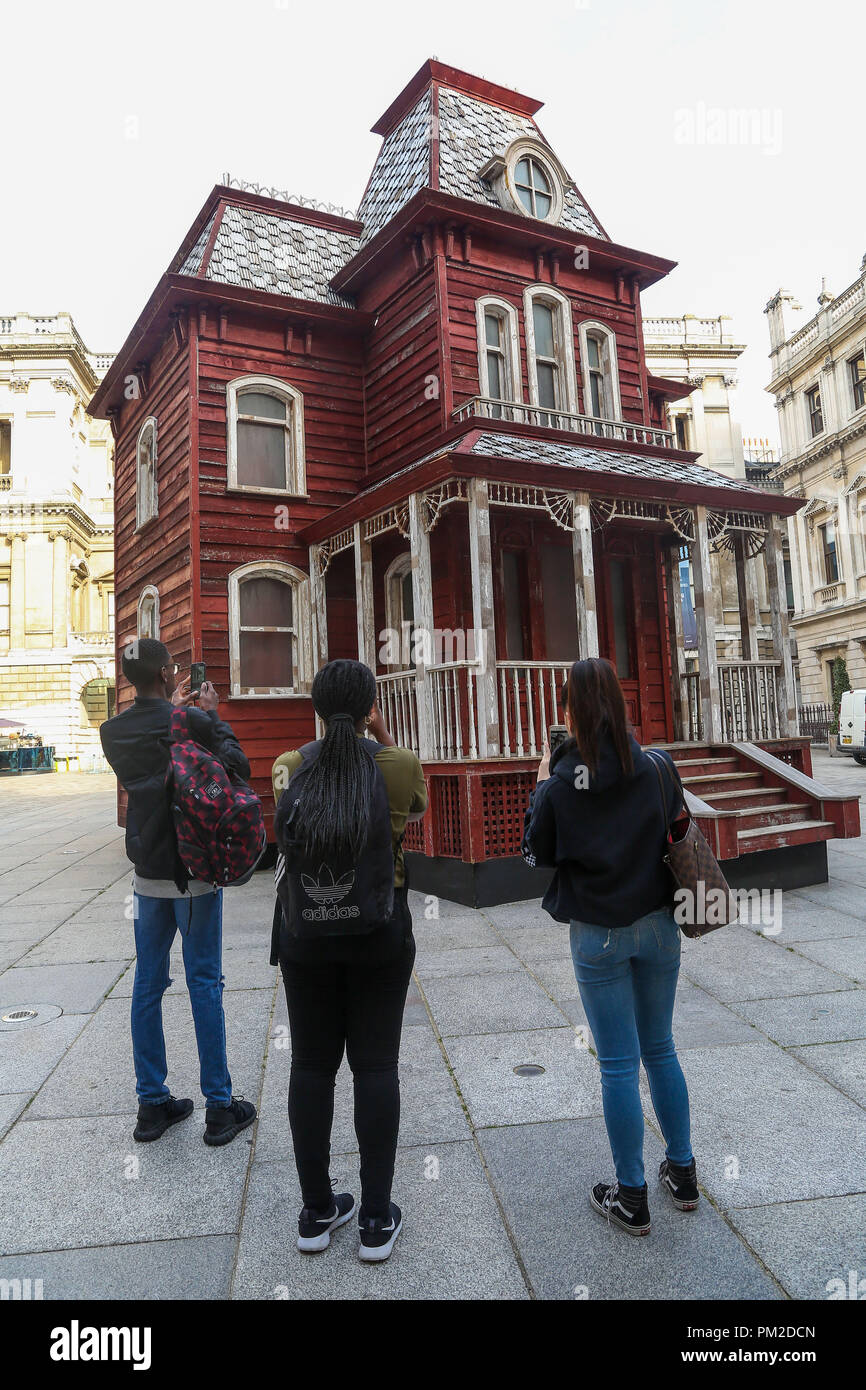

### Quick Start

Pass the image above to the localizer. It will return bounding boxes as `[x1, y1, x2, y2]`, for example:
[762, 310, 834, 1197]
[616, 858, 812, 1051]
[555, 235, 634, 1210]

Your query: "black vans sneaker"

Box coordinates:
[203, 1096, 257, 1146]
[297, 1193, 356, 1253]
[589, 1181, 651, 1236]
[659, 1157, 700, 1210]
[133, 1095, 193, 1143]
[358, 1202, 403, 1262]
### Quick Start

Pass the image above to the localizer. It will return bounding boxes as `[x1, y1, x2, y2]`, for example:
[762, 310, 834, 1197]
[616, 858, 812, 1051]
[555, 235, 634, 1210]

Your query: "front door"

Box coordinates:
[601, 549, 643, 739]
[595, 529, 674, 746]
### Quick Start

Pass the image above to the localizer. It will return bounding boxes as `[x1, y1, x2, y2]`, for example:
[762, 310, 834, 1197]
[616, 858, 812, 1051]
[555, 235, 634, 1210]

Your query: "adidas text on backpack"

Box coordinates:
[168, 707, 267, 889]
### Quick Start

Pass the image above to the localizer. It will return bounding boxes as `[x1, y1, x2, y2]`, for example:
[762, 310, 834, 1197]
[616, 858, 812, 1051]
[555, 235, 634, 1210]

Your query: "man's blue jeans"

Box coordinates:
[131, 892, 232, 1109]
[570, 908, 693, 1188]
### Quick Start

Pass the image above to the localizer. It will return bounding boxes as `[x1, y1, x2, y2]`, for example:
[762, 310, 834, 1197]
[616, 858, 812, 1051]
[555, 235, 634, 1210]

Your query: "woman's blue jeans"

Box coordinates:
[131, 891, 232, 1109]
[570, 908, 693, 1188]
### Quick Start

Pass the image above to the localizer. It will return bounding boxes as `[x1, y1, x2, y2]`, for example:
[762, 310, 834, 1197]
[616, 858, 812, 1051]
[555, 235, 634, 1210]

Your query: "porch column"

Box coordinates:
[765, 514, 797, 736]
[733, 533, 759, 662]
[407, 492, 434, 759]
[353, 522, 375, 669]
[308, 544, 328, 672]
[467, 477, 500, 757]
[662, 542, 687, 739]
[692, 506, 722, 741]
[571, 491, 599, 658]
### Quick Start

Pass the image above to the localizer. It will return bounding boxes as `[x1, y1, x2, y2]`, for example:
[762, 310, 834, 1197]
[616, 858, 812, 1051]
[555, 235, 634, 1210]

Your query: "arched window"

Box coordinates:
[135, 417, 158, 529]
[137, 585, 160, 640]
[475, 297, 522, 417]
[523, 286, 577, 422]
[228, 561, 311, 696]
[384, 552, 416, 668]
[577, 321, 621, 424]
[226, 376, 306, 495]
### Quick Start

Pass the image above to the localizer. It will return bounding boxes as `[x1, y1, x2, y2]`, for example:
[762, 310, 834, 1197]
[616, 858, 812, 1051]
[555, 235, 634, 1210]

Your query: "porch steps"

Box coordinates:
[658, 740, 861, 872]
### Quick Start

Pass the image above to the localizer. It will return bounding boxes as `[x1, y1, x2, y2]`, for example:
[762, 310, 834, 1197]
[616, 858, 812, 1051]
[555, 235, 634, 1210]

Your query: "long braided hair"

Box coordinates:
[292, 659, 378, 863]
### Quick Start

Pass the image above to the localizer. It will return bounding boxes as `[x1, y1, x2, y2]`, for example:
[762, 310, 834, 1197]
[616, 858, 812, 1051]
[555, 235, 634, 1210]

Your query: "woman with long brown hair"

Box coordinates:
[522, 657, 698, 1236]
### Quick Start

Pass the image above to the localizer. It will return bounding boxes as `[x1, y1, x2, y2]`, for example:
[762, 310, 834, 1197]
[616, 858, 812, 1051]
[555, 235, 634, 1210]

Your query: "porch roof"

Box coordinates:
[298, 428, 804, 545]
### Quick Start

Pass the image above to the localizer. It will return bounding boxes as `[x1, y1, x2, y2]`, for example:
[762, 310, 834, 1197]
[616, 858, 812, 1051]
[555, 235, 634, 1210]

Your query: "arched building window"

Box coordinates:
[475, 297, 522, 416]
[577, 320, 622, 423]
[137, 584, 160, 640]
[135, 417, 158, 529]
[228, 561, 310, 696]
[226, 376, 306, 495]
[523, 286, 577, 422]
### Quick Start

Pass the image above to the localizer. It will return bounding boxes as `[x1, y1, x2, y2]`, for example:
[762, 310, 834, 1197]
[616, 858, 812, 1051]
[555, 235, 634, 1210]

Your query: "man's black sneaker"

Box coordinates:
[203, 1097, 257, 1146]
[589, 1181, 651, 1236]
[358, 1202, 403, 1262]
[297, 1193, 356, 1253]
[659, 1157, 700, 1210]
[133, 1095, 193, 1143]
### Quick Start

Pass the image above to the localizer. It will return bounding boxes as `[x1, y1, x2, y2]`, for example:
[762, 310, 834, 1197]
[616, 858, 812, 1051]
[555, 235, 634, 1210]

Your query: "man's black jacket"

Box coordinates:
[100, 696, 250, 884]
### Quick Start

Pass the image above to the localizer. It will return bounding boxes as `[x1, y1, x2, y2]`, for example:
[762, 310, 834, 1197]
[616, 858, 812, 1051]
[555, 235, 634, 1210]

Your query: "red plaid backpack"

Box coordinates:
[167, 707, 267, 889]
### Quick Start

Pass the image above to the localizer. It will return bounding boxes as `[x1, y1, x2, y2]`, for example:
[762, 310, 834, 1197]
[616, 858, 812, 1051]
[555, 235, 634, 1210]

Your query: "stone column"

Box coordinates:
[693, 506, 722, 741]
[571, 491, 599, 658]
[51, 532, 69, 648]
[766, 514, 797, 736]
[9, 534, 26, 649]
[467, 477, 499, 757]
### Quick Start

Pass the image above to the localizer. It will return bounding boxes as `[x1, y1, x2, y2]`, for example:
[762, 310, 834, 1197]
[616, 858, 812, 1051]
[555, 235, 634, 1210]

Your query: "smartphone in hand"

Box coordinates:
[190, 662, 206, 696]
[548, 724, 569, 755]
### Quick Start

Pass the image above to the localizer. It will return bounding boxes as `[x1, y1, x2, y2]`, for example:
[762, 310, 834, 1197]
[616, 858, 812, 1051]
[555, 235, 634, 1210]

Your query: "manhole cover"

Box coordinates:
[0, 1004, 63, 1029]
[513, 1063, 546, 1077]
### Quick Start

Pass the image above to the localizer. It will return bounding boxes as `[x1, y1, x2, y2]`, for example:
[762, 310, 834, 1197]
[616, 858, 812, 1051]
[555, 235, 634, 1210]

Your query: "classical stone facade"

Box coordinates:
[643, 315, 778, 665]
[0, 313, 115, 761]
[766, 262, 866, 704]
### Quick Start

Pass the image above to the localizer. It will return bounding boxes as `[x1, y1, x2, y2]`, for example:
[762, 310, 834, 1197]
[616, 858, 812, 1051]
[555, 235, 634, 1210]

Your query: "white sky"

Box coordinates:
[5, 0, 864, 441]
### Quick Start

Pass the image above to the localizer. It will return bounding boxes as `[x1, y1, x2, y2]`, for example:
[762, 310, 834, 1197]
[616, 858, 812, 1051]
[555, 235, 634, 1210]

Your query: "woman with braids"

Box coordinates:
[271, 659, 427, 1262]
[522, 657, 697, 1238]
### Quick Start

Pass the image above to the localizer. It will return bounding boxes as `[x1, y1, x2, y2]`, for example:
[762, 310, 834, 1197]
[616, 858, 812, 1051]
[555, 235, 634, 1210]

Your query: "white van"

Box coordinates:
[838, 689, 866, 765]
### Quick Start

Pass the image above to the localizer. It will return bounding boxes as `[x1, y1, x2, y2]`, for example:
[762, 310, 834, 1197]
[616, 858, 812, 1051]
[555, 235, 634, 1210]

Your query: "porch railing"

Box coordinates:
[718, 661, 781, 741]
[452, 396, 674, 449]
[684, 671, 703, 741]
[429, 662, 478, 761]
[376, 670, 419, 753]
[497, 660, 571, 758]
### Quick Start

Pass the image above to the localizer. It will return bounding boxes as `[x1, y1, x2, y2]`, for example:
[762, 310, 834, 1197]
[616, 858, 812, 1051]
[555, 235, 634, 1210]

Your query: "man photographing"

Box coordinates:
[100, 638, 257, 1147]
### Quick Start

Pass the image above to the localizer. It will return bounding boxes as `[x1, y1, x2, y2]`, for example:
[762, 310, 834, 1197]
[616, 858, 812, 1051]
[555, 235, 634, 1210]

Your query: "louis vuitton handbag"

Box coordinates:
[646, 750, 734, 938]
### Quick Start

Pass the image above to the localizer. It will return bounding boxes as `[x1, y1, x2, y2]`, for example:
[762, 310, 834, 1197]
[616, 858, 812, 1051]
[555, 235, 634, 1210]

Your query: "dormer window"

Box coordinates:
[479, 139, 566, 225]
[514, 156, 553, 218]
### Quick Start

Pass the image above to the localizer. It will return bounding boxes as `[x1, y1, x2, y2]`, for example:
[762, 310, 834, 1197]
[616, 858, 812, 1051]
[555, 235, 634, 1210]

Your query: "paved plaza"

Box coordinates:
[0, 754, 864, 1301]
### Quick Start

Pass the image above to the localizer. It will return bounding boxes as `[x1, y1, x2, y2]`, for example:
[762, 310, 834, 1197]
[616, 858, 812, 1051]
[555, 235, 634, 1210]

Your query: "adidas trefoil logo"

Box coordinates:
[301, 865, 355, 905]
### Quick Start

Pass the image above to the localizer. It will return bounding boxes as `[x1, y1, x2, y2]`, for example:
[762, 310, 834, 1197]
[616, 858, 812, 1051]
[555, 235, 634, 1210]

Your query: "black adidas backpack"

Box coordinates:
[273, 739, 395, 939]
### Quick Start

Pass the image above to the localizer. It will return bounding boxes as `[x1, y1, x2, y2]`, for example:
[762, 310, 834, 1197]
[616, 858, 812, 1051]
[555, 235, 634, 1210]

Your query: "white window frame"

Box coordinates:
[383, 551, 416, 670]
[480, 137, 567, 226]
[137, 584, 160, 640]
[804, 381, 824, 439]
[475, 297, 523, 408]
[847, 346, 866, 416]
[577, 320, 622, 421]
[135, 417, 158, 530]
[226, 375, 307, 497]
[228, 560, 311, 698]
[523, 285, 578, 416]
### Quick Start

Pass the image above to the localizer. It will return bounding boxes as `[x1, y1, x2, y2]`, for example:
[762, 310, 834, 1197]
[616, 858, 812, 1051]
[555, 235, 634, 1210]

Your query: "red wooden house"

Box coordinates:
[89, 60, 859, 903]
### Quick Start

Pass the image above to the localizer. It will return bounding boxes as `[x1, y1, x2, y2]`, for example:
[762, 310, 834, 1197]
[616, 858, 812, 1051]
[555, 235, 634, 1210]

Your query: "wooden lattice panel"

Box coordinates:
[432, 776, 464, 858]
[480, 771, 536, 858]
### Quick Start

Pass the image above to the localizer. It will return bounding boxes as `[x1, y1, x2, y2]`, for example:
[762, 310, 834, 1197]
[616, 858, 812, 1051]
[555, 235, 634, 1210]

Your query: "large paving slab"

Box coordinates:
[791, 935, 866, 987]
[478, 1118, 783, 1300]
[791, 1038, 866, 1108]
[0, 1235, 237, 1300]
[0, 960, 127, 1014]
[727, 1196, 866, 1301]
[419, 969, 566, 1037]
[232, 1143, 529, 1300]
[0, 1091, 31, 1139]
[0, 1014, 91, 1094]
[109, 947, 278, 997]
[678, 925, 853, 1002]
[413, 943, 523, 980]
[444, 1026, 601, 1127]
[0, 1112, 254, 1254]
[647, 1040, 866, 1207]
[727, 989, 866, 1047]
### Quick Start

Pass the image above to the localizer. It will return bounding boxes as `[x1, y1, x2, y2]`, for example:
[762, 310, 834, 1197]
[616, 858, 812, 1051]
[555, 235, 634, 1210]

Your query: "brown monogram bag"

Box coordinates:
[647, 750, 734, 938]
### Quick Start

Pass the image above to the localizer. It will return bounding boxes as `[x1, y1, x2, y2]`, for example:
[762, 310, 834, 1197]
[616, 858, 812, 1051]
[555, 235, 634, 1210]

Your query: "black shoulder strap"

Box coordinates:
[646, 749, 672, 837]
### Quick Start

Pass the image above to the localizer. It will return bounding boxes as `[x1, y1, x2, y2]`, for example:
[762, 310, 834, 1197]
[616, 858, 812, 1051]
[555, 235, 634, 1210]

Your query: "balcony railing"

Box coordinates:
[718, 661, 781, 741]
[0, 477, 12, 492]
[452, 397, 674, 449]
[430, 662, 478, 760]
[497, 660, 571, 759]
[814, 582, 842, 606]
[70, 630, 114, 647]
[376, 669, 418, 752]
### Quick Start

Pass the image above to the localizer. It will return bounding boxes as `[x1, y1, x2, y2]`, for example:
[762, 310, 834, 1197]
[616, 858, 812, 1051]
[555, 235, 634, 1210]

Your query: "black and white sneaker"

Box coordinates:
[589, 1181, 651, 1236]
[358, 1202, 403, 1262]
[297, 1193, 356, 1253]
[659, 1157, 700, 1211]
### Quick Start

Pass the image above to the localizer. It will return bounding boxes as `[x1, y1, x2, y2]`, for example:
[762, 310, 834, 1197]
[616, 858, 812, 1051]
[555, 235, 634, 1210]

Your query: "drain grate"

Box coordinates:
[2, 1008, 39, 1023]
[0, 1004, 62, 1029]
[513, 1063, 546, 1077]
